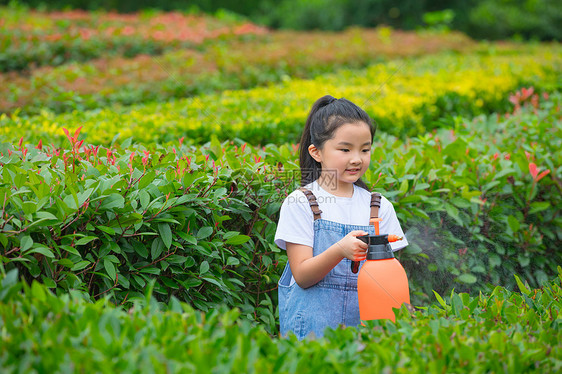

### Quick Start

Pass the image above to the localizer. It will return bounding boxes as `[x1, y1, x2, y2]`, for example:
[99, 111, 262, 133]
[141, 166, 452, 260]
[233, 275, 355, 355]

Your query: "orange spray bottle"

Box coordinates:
[355, 218, 410, 322]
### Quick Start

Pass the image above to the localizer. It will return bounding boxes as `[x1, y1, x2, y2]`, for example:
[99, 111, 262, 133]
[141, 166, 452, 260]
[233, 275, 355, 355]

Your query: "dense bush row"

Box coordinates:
[0, 134, 295, 330]
[5, 0, 561, 40]
[1, 266, 560, 372]
[1, 90, 559, 333]
[1, 46, 559, 146]
[0, 6, 266, 73]
[257, 0, 562, 41]
[0, 25, 474, 116]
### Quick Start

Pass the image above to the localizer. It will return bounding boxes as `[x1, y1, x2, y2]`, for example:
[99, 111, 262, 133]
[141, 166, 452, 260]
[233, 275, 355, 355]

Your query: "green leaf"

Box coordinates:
[100, 193, 125, 210]
[178, 232, 197, 245]
[158, 223, 172, 249]
[489, 254, 501, 268]
[133, 241, 148, 259]
[518, 254, 530, 267]
[139, 267, 160, 275]
[196, 226, 213, 240]
[433, 290, 447, 308]
[514, 274, 531, 295]
[201, 275, 223, 289]
[181, 278, 202, 288]
[41, 276, 56, 289]
[445, 203, 462, 225]
[25, 245, 55, 258]
[457, 273, 477, 284]
[139, 190, 150, 210]
[226, 257, 240, 266]
[20, 235, 33, 251]
[22, 201, 37, 215]
[450, 197, 471, 209]
[225, 234, 250, 245]
[399, 179, 409, 195]
[0, 234, 7, 249]
[31, 281, 46, 302]
[104, 258, 116, 281]
[199, 260, 210, 275]
[151, 238, 165, 260]
[56, 258, 75, 268]
[507, 215, 520, 233]
[60, 245, 80, 256]
[75, 236, 98, 246]
[138, 170, 156, 189]
[529, 201, 550, 215]
[96, 225, 116, 235]
[71, 261, 91, 271]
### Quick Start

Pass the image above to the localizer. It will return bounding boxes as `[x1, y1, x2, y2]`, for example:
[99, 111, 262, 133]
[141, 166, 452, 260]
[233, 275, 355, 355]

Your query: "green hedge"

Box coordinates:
[0, 6, 264, 73]
[6, 0, 560, 40]
[0, 24, 473, 116]
[2, 47, 559, 146]
[1, 90, 560, 333]
[1, 266, 561, 372]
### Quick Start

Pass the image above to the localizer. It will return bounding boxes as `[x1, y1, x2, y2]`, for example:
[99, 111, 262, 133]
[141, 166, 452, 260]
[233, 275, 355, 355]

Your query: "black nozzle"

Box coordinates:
[358, 234, 394, 260]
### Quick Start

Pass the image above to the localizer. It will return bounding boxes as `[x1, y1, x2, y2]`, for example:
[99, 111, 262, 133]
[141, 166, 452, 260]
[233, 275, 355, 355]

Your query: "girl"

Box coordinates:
[274, 95, 408, 340]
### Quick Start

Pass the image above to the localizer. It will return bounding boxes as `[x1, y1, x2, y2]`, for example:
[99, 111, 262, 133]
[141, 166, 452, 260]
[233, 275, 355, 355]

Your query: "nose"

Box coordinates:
[350, 151, 362, 165]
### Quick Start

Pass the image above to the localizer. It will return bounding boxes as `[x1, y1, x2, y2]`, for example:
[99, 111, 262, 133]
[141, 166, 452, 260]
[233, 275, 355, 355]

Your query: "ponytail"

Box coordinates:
[299, 95, 335, 186]
[298, 95, 375, 190]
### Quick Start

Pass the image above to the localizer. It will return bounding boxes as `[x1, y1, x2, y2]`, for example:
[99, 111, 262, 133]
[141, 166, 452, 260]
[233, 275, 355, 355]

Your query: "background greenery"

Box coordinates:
[0, 4, 560, 371]
[2, 0, 561, 40]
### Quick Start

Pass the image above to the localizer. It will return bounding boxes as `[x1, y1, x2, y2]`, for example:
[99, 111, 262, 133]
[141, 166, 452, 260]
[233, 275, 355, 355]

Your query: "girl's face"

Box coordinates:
[309, 121, 372, 193]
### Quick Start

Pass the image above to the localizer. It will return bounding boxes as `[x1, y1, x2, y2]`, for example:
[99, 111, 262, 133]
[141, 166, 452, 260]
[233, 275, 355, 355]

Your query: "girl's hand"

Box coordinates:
[335, 230, 369, 261]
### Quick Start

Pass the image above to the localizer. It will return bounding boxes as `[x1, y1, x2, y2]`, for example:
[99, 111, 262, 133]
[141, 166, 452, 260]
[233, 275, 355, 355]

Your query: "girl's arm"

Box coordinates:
[286, 230, 368, 289]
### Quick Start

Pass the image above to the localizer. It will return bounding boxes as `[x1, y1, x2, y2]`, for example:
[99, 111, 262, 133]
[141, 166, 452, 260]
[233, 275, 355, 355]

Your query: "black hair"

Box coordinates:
[299, 95, 376, 190]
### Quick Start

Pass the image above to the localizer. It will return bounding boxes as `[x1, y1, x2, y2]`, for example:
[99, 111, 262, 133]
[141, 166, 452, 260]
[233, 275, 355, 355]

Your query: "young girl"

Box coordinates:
[274, 95, 408, 340]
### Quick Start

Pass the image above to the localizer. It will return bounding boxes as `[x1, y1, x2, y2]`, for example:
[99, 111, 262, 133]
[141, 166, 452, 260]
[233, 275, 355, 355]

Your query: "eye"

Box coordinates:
[340, 149, 350, 152]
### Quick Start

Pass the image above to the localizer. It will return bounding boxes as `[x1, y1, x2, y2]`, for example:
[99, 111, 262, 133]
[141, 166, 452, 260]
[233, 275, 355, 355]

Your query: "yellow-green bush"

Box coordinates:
[1, 46, 560, 146]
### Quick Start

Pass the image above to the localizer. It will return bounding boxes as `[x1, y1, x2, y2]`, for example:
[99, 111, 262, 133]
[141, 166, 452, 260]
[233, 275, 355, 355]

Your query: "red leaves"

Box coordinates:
[63, 126, 82, 146]
[528, 162, 550, 183]
[509, 87, 542, 113]
[528, 163, 538, 179]
[142, 151, 150, 167]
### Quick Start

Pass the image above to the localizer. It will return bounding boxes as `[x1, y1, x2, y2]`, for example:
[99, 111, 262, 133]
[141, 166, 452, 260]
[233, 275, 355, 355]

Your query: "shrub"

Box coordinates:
[1, 90, 559, 333]
[0, 134, 298, 332]
[1, 266, 561, 372]
[1, 47, 559, 146]
[0, 6, 267, 73]
[0, 27, 474, 116]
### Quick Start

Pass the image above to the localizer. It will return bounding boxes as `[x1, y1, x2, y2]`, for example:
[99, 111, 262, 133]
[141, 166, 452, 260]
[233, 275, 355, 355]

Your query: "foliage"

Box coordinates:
[1, 90, 560, 332]
[0, 134, 299, 332]
[4, 0, 561, 40]
[468, 0, 562, 40]
[0, 6, 267, 73]
[0, 26, 474, 116]
[1, 46, 559, 147]
[374, 89, 562, 300]
[1, 266, 561, 372]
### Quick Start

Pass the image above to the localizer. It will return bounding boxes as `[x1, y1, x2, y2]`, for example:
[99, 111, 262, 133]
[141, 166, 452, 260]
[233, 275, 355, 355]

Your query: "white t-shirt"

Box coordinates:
[274, 180, 408, 251]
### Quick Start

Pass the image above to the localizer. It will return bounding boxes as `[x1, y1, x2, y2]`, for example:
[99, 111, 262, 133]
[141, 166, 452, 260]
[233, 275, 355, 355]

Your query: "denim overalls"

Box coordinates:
[278, 188, 380, 340]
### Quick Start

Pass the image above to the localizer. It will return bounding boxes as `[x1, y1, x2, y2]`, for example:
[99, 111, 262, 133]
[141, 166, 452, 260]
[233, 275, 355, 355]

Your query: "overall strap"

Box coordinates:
[370, 192, 381, 220]
[299, 188, 322, 220]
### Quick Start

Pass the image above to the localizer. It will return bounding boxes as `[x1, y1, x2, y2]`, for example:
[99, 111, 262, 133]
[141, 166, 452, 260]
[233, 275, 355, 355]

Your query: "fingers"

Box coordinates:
[353, 249, 368, 261]
[349, 230, 368, 237]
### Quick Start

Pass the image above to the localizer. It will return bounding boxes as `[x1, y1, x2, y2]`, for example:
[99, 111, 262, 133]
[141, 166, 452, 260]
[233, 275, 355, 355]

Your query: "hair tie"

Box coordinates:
[327, 97, 337, 104]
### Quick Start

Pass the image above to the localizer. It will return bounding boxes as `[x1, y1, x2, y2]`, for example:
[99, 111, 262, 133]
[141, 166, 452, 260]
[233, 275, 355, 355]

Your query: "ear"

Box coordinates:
[308, 144, 322, 163]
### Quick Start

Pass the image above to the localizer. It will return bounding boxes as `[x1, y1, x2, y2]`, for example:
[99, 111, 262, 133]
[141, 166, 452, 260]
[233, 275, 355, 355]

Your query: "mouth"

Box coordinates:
[346, 168, 361, 174]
